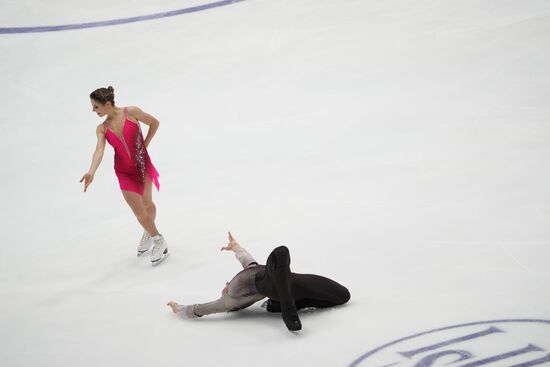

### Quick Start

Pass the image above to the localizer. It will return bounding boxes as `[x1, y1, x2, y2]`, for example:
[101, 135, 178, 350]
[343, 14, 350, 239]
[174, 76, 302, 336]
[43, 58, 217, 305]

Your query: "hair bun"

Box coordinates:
[90, 86, 116, 105]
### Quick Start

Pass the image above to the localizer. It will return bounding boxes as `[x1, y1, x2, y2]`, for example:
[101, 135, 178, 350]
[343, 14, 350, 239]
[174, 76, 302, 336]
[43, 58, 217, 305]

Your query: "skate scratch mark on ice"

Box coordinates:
[0, 0, 245, 34]
[499, 243, 533, 273]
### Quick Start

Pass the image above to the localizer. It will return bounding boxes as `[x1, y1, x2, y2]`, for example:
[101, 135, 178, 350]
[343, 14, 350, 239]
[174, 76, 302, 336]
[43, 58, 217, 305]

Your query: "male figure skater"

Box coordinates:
[167, 232, 350, 331]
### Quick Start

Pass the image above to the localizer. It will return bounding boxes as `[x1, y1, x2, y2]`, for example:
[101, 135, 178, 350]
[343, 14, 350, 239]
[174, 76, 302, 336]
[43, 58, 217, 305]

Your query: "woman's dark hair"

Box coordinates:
[90, 86, 115, 105]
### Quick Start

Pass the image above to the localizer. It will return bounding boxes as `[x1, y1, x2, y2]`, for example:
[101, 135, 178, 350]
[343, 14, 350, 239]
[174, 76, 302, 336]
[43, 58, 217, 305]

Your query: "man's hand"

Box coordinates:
[220, 231, 241, 252]
[221, 282, 229, 296]
[167, 302, 200, 319]
[167, 301, 179, 313]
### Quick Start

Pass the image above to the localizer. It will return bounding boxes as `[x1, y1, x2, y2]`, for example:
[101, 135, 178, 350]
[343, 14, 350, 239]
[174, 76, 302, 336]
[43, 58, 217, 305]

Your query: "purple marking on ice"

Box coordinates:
[0, 0, 245, 34]
[399, 326, 503, 358]
[459, 344, 545, 367]
[349, 319, 550, 367]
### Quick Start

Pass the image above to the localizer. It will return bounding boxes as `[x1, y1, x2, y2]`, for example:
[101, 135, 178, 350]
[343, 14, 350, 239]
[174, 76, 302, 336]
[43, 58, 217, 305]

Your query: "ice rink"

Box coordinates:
[1, 1, 549, 366]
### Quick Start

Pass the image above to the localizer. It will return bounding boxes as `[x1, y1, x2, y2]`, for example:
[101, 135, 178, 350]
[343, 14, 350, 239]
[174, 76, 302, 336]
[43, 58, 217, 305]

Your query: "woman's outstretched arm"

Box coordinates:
[80, 124, 106, 192]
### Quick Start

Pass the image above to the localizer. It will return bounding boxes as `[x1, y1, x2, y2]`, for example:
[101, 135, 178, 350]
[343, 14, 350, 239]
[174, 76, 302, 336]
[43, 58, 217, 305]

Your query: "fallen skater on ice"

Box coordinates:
[167, 232, 350, 331]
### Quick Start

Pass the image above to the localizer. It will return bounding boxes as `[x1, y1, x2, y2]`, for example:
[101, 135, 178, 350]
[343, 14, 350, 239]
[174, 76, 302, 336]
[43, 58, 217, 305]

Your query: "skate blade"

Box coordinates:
[151, 249, 169, 266]
[137, 249, 150, 256]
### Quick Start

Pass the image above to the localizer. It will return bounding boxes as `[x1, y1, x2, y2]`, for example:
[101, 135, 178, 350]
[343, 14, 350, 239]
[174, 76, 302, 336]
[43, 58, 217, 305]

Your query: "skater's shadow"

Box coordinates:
[193, 303, 348, 334]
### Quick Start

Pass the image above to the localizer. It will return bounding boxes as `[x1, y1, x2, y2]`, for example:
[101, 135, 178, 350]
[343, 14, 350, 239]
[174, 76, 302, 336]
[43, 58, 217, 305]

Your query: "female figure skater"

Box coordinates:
[167, 232, 350, 331]
[80, 86, 168, 265]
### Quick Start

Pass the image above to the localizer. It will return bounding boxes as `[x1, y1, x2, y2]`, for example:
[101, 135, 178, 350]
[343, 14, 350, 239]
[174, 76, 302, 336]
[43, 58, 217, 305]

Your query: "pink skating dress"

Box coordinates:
[104, 108, 160, 195]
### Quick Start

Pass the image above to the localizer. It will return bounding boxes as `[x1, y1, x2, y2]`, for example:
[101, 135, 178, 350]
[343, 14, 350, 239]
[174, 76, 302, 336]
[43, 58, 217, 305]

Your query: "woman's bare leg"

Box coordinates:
[122, 190, 160, 236]
[142, 176, 157, 222]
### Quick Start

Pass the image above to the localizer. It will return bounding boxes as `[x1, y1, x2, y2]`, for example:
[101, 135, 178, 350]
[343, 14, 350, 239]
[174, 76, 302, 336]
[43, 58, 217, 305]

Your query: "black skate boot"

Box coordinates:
[268, 246, 302, 331]
[262, 299, 282, 313]
[282, 308, 302, 331]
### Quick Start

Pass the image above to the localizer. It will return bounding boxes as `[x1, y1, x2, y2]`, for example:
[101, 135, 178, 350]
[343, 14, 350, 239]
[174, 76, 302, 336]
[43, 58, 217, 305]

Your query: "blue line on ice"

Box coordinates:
[0, 0, 245, 34]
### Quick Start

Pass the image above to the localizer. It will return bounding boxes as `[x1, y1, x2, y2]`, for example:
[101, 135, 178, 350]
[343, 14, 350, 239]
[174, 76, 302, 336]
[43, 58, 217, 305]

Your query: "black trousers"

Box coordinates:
[255, 246, 350, 312]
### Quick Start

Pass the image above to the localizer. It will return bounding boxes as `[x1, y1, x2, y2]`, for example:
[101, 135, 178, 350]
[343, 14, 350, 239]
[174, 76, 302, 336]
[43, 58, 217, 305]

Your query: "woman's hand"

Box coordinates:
[220, 231, 241, 252]
[80, 173, 94, 192]
[127, 106, 158, 149]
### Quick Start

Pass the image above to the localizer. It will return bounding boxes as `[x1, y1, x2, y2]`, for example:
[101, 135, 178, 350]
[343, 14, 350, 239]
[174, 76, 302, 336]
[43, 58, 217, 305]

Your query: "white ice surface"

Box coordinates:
[1, 0, 550, 366]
